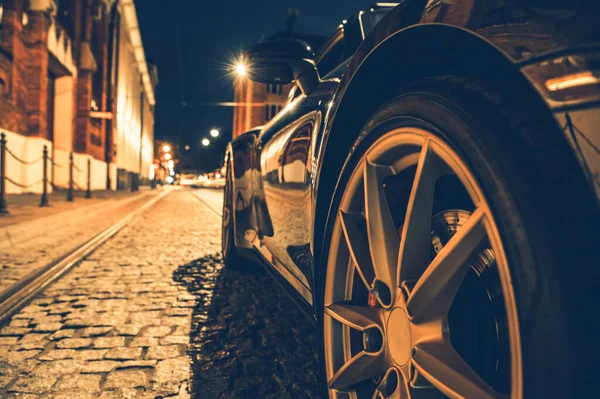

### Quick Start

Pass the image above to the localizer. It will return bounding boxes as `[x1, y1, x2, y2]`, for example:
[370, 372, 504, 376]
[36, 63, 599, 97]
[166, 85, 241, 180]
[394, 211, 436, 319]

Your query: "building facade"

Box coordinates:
[232, 80, 291, 139]
[0, 0, 156, 194]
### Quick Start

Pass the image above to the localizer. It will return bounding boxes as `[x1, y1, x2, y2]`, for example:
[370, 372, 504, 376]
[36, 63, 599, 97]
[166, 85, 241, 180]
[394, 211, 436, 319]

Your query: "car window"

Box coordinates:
[315, 33, 345, 77]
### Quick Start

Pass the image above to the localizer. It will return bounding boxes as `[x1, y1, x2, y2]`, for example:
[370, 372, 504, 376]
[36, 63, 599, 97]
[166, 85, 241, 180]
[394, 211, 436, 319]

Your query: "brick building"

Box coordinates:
[0, 0, 156, 194]
[232, 80, 291, 139]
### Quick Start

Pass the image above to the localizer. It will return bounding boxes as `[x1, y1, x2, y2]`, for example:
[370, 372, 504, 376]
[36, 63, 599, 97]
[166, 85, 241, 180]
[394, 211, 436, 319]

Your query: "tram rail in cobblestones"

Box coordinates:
[0, 189, 170, 325]
[187, 189, 223, 217]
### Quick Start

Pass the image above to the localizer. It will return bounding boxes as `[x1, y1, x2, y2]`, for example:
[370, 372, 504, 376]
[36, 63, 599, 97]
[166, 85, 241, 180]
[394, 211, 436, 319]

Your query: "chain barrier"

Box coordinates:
[4, 146, 44, 165]
[1, 133, 53, 211]
[49, 157, 64, 168]
[4, 176, 44, 189]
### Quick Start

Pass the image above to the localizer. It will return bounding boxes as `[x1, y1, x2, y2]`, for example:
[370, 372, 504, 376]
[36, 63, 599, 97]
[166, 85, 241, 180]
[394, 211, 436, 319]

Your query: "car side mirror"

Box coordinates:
[245, 39, 320, 95]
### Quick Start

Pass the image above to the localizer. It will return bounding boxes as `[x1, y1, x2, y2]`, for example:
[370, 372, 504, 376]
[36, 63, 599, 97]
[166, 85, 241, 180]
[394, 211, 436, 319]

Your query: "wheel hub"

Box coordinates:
[386, 306, 412, 365]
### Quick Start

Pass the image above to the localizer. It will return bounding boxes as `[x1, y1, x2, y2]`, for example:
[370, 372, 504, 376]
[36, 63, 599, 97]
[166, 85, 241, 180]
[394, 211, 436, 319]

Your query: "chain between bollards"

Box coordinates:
[67, 152, 74, 202]
[0, 133, 8, 214]
[39, 145, 49, 207]
[85, 158, 92, 199]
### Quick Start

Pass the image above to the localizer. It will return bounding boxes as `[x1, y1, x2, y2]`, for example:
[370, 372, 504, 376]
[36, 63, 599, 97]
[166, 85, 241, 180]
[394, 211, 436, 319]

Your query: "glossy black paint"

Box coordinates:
[225, 0, 600, 317]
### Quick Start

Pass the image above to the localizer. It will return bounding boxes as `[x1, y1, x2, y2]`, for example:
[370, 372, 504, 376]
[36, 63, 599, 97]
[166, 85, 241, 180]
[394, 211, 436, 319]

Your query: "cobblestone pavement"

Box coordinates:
[0, 190, 161, 294]
[0, 189, 321, 398]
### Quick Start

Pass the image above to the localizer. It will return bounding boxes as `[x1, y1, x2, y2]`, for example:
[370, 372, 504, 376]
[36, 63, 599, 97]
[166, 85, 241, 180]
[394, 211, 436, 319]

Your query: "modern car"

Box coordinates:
[222, 2, 599, 398]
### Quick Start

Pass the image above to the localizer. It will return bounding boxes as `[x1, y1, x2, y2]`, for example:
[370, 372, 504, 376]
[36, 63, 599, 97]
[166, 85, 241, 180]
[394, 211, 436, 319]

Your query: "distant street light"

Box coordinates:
[202, 138, 210, 146]
[164, 153, 172, 160]
[210, 129, 220, 138]
[163, 145, 171, 153]
[184, 145, 190, 151]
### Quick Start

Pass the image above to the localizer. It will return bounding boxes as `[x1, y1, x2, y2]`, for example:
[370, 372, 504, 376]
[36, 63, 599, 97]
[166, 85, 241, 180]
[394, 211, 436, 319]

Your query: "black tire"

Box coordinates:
[222, 157, 245, 270]
[222, 157, 262, 273]
[317, 76, 598, 398]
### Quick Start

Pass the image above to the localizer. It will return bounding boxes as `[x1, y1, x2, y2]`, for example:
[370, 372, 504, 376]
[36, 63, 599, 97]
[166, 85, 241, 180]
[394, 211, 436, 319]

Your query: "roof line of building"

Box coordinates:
[119, 0, 156, 106]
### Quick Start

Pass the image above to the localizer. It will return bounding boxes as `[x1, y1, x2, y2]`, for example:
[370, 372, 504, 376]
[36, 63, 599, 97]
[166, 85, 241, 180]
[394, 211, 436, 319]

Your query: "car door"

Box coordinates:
[256, 31, 347, 300]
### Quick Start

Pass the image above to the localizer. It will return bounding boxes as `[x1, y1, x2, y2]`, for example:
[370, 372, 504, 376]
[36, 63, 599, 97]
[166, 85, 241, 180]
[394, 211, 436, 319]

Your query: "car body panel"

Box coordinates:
[226, 0, 600, 316]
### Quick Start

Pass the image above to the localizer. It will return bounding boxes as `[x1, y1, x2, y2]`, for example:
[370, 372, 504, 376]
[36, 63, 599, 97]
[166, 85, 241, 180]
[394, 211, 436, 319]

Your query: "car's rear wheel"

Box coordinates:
[319, 78, 597, 398]
[222, 157, 244, 269]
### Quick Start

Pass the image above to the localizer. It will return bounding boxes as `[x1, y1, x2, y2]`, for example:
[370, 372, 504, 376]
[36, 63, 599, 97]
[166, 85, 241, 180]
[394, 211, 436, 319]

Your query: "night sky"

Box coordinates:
[136, 0, 369, 172]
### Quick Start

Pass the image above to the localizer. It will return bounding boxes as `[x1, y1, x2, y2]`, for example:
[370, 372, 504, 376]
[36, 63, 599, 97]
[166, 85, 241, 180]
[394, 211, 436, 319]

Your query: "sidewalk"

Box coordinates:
[0, 187, 167, 296]
[0, 187, 156, 228]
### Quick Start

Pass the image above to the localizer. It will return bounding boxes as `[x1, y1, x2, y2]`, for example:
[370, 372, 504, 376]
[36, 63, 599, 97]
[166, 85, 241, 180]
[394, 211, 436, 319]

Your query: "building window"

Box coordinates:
[91, 23, 103, 113]
[266, 84, 282, 94]
[264, 104, 269, 121]
[56, 0, 74, 39]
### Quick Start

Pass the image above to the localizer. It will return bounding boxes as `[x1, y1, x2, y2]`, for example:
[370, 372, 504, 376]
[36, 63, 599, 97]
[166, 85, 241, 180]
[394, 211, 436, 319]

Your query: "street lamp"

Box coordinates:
[236, 63, 246, 77]
[163, 145, 171, 153]
[202, 138, 210, 147]
[210, 129, 220, 138]
[164, 153, 172, 160]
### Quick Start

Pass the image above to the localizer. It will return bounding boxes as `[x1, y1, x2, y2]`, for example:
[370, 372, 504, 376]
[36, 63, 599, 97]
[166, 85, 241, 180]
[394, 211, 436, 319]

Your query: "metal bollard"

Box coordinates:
[85, 158, 92, 199]
[40, 145, 49, 207]
[67, 152, 74, 202]
[0, 133, 8, 214]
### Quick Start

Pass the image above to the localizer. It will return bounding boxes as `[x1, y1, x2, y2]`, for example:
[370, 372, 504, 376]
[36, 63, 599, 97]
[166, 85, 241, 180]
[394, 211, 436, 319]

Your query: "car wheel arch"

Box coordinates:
[225, 134, 257, 251]
[311, 23, 562, 311]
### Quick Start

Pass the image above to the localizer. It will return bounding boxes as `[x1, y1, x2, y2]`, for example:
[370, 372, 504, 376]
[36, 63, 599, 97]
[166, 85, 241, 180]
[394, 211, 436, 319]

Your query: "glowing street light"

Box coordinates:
[162, 145, 171, 152]
[164, 153, 172, 160]
[210, 129, 220, 138]
[236, 63, 246, 77]
[167, 160, 174, 168]
[202, 138, 210, 147]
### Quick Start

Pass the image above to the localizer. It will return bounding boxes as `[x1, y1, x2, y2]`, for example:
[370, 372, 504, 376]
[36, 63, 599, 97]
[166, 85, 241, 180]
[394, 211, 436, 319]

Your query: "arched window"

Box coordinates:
[90, 10, 105, 113]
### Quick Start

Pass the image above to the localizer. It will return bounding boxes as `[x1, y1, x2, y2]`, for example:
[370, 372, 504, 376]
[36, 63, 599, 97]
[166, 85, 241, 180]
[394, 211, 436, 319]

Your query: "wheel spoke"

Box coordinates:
[325, 303, 383, 331]
[340, 210, 376, 289]
[372, 369, 408, 399]
[412, 341, 507, 399]
[407, 207, 486, 321]
[397, 139, 441, 285]
[364, 159, 399, 294]
[329, 350, 388, 390]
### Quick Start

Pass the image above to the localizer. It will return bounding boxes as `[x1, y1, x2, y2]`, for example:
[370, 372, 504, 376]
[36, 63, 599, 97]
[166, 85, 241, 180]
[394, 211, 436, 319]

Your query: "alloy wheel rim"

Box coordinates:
[323, 127, 522, 399]
[222, 162, 233, 255]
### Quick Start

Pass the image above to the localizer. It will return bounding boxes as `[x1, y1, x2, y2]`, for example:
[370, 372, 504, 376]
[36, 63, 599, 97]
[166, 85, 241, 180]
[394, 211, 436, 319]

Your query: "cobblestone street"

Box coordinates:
[0, 189, 320, 398]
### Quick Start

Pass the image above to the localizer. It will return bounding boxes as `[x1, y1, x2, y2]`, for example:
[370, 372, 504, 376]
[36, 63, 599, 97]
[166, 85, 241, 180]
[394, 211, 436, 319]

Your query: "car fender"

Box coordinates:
[226, 128, 274, 251]
[312, 0, 599, 307]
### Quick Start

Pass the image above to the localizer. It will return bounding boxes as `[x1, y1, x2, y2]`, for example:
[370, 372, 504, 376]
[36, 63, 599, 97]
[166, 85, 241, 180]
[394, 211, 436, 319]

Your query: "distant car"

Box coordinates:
[223, 2, 599, 398]
[179, 174, 201, 188]
[209, 177, 225, 189]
